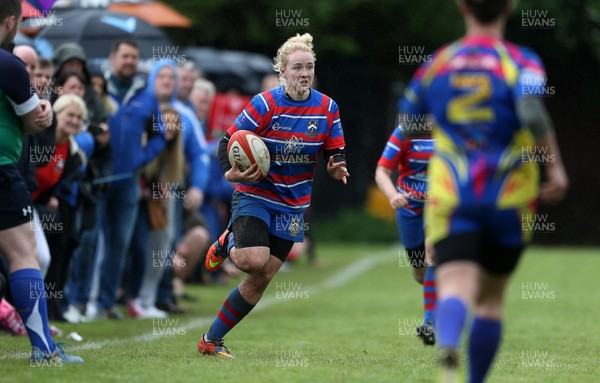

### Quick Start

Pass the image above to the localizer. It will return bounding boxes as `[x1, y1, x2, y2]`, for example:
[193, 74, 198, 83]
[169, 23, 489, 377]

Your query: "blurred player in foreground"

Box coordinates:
[401, 0, 569, 381]
[375, 122, 436, 345]
[0, 0, 82, 364]
[198, 33, 349, 358]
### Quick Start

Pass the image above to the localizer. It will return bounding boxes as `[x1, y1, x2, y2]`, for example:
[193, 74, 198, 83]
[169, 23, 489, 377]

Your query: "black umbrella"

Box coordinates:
[34, 8, 173, 60]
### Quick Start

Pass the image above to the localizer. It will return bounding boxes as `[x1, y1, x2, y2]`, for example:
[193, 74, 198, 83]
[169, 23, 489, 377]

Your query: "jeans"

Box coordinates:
[97, 182, 140, 310]
[67, 197, 105, 306]
[125, 200, 149, 299]
[156, 198, 182, 306]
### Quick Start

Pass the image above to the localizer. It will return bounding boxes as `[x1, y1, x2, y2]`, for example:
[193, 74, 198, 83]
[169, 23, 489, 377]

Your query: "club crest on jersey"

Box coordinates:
[306, 120, 318, 137]
[289, 217, 301, 236]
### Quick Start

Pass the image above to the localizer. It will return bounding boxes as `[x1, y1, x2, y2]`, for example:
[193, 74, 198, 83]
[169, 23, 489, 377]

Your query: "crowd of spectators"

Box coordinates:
[0, 38, 247, 331]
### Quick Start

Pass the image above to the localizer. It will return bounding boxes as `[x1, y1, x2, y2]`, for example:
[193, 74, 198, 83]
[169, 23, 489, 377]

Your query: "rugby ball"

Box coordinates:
[227, 130, 270, 178]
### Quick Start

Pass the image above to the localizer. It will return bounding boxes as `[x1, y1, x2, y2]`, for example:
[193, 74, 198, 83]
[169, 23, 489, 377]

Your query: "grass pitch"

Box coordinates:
[1, 245, 598, 382]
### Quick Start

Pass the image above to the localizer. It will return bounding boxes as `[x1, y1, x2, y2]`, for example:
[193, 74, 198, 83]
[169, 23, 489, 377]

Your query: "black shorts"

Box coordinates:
[0, 164, 33, 231]
[231, 216, 294, 262]
[434, 232, 524, 275]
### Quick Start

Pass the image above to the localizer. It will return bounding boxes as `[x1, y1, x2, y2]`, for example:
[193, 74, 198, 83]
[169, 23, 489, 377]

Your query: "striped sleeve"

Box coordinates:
[323, 98, 345, 150]
[377, 126, 405, 170]
[227, 92, 271, 135]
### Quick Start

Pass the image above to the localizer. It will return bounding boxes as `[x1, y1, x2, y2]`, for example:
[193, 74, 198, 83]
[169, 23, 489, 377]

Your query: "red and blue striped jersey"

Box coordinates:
[377, 126, 433, 210]
[227, 86, 345, 211]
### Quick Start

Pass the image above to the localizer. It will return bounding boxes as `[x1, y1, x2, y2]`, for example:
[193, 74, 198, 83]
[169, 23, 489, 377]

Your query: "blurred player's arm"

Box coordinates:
[516, 97, 569, 203]
[0, 55, 53, 134]
[375, 166, 407, 209]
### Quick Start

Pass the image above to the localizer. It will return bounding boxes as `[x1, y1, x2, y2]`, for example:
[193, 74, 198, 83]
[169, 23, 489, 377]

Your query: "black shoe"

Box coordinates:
[416, 322, 436, 346]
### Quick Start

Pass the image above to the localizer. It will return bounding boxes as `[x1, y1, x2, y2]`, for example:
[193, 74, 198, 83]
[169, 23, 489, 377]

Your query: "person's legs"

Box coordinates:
[97, 183, 140, 313]
[200, 213, 293, 357]
[125, 200, 149, 316]
[45, 202, 78, 320]
[156, 264, 175, 308]
[2, 222, 83, 363]
[422, 266, 436, 323]
[467, 270, 510, 383]
[68, 195, 104, 308]
[139, 227, 169, 310]
[32, 209, 51, 278]
[435, 260, 479, 349]
[434, 232, 482, 381]
[64, 224, 96, 322]
[397, 208, 427, 282]
[398, 209, 437, 343]
[68, 224, 98, 307]
[203, 253, 284, 345]
[1, 223, 54, 352]
[414, 253, 437, 345]
[173, 226, 210, 284]
[0, 164, 82, 361]
[139, 198, 176, 313]
[157, 198, 185, 309]
[204, 225, 273, 344]
[42, 205, 68, 320]
[467, 237, 523, 383]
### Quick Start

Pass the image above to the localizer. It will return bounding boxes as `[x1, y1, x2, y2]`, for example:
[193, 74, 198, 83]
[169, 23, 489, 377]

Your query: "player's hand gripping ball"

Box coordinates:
[227, 130, 271, 179]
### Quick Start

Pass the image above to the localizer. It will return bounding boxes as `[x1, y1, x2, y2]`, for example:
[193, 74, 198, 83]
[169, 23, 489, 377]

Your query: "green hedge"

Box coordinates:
[310, 209, 399, 243]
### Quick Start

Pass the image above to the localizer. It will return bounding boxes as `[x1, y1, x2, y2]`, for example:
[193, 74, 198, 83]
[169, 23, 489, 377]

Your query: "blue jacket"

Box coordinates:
[107, 73, 166, 189]
[144, 61, 209, 192]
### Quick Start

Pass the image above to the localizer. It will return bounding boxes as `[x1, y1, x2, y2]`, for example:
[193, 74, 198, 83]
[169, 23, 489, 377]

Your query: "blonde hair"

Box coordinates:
[273, 33, 316, 85]
[52, 94, 88, 121]
[144, 104, 184, 185]
[192, 78, 216, 100]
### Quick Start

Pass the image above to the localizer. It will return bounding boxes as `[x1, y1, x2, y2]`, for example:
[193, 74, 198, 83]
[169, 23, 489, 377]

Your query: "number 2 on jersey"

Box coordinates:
[447, 73, 495, 124]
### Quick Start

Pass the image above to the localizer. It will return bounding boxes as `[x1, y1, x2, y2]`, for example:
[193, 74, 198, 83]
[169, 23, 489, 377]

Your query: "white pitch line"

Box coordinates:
[1, 248, 396, 360]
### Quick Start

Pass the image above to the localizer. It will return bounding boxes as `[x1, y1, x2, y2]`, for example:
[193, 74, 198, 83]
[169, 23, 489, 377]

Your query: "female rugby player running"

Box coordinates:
[198, 33, 349, 358]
